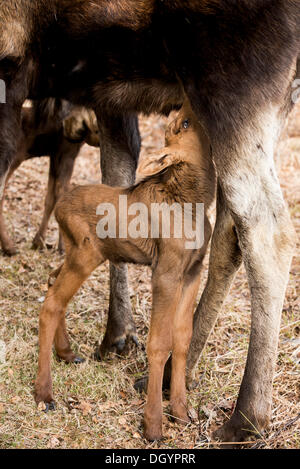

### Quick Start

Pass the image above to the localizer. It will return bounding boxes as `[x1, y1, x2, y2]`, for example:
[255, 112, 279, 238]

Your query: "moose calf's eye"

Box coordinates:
[182, 119, 189, 129]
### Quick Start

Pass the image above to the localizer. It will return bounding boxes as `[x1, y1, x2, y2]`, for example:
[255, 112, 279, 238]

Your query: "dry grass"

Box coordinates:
[0, 109, 299, 450]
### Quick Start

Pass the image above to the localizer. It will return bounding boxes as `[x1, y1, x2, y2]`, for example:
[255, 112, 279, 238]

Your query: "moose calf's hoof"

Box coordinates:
[144, 425, 163, 442]
[73, 356, 85, 364]
[44, 401, 56, 412]
[171, 409, 190, 426]
[35, 389, 56, 412]
[57, 353, 85, 364]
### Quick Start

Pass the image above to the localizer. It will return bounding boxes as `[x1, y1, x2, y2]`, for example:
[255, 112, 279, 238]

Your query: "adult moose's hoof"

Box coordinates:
[32, 234, 45, 250]
[94, 329, 139, 360]
[134, 359, 171, 393]
[2, 245, 18, 256]
[134, 376, 148, 393]
[36, 400, 56, 413]
[212, 412, 266, 446]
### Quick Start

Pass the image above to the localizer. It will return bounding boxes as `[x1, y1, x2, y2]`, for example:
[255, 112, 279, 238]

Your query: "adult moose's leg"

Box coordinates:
[191, 95, 295, 441]
[186, 184, 242, 386]
[94, 110, 141, 358]
[0, 59, 28, 220]
[0, 160, 23, 255]
[32, 141, 80, 252]
[0, 84, 26, 251]
[215, 142, 295, 441]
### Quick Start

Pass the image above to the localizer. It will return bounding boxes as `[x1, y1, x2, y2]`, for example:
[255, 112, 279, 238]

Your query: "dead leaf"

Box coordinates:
[78, 401, 92, 415]
[217, 399, 234, 411]
[132, 399, 143, 406]
[188, 407, 198, 421]
[47, 436, 60, 448]
[201, 405, 217, 420]
[38, 402, 46, 412]
[118, 417, 127, 426]
[11, 396, 21, 404]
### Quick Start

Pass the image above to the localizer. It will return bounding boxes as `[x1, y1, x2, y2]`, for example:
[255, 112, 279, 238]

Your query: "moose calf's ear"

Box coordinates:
[136, 151, 179, 182]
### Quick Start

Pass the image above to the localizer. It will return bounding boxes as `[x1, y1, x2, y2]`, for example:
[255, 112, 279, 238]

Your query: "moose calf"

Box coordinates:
[0, 100, 99, 255]
[35, 101, 216, 441]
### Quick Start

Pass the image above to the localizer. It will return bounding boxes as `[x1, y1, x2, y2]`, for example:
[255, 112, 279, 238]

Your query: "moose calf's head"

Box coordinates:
[136, 99, 211, 183]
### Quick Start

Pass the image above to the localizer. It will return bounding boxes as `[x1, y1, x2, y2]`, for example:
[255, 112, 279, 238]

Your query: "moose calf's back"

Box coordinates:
[55, 102, 215, 268]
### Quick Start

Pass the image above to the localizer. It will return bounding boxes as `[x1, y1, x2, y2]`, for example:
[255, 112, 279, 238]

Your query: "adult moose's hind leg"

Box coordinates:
[94, 111, 141, 358]
[208, 108, 295, 442]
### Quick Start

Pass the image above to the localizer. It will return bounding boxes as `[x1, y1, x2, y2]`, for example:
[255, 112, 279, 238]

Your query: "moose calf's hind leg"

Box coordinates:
[35, 253, 101, 407]
[53, 265, 85, 365]
[55, 315, 85, 364]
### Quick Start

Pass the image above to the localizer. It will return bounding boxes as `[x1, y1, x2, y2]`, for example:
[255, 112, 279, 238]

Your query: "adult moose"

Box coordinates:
[0, 0, 299, 442]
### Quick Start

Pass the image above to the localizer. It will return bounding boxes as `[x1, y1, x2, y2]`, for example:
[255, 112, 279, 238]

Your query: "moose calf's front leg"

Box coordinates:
[144, 269, 182, 441]
[170, 274, 202, 424]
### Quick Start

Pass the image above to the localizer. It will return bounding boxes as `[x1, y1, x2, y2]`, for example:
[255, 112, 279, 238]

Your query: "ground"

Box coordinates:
[0, 106, 299, 450]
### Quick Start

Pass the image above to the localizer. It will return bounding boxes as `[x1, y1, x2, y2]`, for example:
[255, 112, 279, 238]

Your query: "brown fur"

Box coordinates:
[0, 101, 99, 255]
[35, 101, 216, 441]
